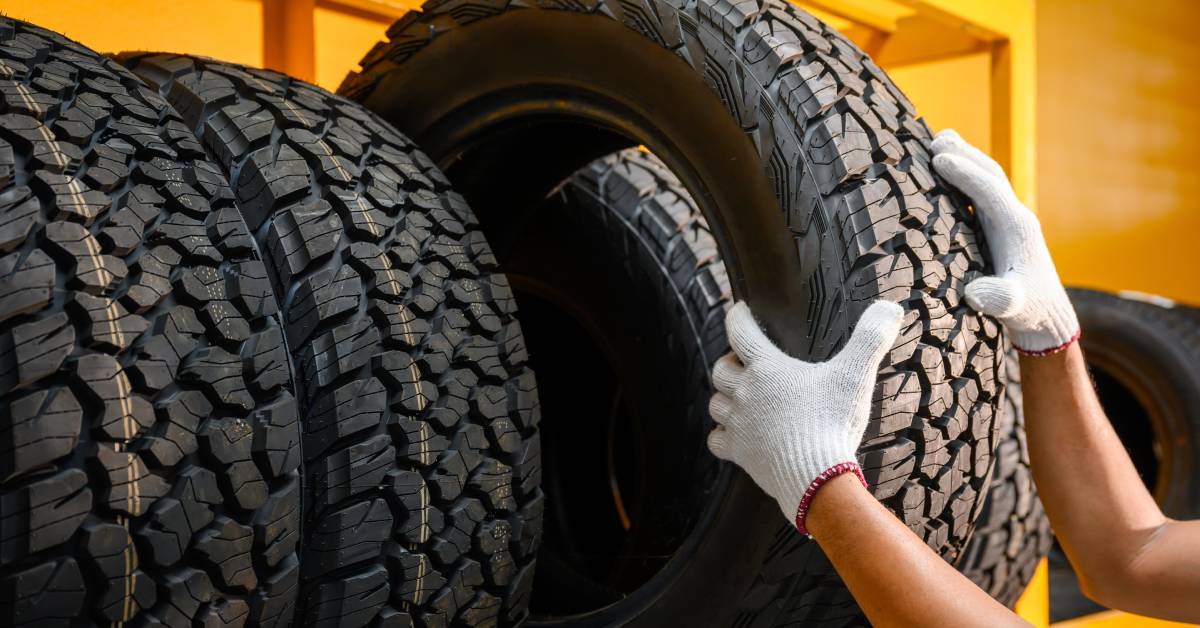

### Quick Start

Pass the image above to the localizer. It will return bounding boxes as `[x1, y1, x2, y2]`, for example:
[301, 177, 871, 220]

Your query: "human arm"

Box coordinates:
[1021, 346, 1200, 620]
[932, 130, 1200, 621]
[806, 474, 1026, 628]
[708, 301, 1026, 628]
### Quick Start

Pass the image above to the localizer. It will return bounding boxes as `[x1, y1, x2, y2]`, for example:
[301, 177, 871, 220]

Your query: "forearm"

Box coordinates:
[807, 474, 1026, 628]
[1022, 345, 1200, 619]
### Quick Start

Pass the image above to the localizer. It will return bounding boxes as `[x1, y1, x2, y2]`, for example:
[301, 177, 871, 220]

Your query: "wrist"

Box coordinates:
[801, 469, 872, 538]
[1014, 327, 1080, 357]
[1011, 292, 1080, 356]
[792, 461, 868, 537]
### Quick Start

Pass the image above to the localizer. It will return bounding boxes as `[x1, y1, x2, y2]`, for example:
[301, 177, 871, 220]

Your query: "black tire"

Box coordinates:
[958, 349, 1052, 607]
[0, 19, 301, 626]
[504, 148, 732, 623]
[119, 53, 542, 627]
[1070, 288, 1200, 518]
[342, 3, 1004, 624]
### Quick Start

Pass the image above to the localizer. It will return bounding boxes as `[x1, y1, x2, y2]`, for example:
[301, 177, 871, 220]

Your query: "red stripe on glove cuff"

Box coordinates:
[1014, 328, 1081, 357]
[794, 462, 869, 537]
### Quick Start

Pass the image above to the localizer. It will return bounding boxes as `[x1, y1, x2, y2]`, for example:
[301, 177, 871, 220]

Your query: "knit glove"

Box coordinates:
[932, 129, 1080, 356]
[707, 300, 903, 535]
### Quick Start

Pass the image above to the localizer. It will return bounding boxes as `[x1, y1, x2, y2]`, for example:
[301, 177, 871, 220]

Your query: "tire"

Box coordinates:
[1069, 288, 1200, 518]
[119, 53, 543, 627]
[342, 3, 1004, 624]
[0, 19, 301, 626]
[958, 349, 1052, 607]
[505, 148, 732, 623]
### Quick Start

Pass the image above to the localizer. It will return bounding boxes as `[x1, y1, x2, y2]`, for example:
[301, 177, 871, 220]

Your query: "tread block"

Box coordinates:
[385, 547, 444, 606]
[141, 389, 210, 468]
[124, 245, 178, 313]
[254, 478, 301, 568]
[69, 292, 149, 352]
[200, 416, 268, 511]
[75, 354, 154, 442]
[0, 311, 74, 395]
[1, 387, 81, 482]
[80, 521, 155, 623]
[0, 468, 90, 562]
[0, 559, 86, 625]
[180, 346, 254, 411]
[252, 394, 301, 478]
[0, 249, 53, 325]
[305, 564, 390, 628]
[287, 264, 362, 347]
[142, 568, 213, 627]
[310, 433, 395, 508]
[298, 318, 380, 391]
[304, 497, 393, 577]
[266, 198, 343, 287]
[242, 327, 291, 396]
[195, 515, 257, 592]
[388, 468, 440, 544]
[304, 376, 387, 459]
[90, 443, 168, 517]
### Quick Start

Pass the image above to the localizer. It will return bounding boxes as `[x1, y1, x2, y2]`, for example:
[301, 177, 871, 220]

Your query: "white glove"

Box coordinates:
[708, 300, 903, 535]
[931, 129, 1080, 356]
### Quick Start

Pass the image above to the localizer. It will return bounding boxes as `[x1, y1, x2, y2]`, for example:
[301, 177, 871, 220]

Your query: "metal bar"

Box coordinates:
[988, 38, 1013, 189]
[317, 0, 414, 21]
[1014, 558, 1050, 627]
[801, 0, 899, 32]
[263, 0, 316, 83]
[890, 0, 1006, 42]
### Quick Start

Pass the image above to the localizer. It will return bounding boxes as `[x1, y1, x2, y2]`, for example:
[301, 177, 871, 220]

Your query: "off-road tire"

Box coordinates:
[120, 53, 542, 627]
[0, 19, 301, 626]
[959, 349, 1052, 607]
[511, 148, 732, 620]
[341, 2, 1004, 623]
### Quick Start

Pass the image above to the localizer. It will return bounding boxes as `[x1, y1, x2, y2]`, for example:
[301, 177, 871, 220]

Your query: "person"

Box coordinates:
[707, 130, 1200, 627]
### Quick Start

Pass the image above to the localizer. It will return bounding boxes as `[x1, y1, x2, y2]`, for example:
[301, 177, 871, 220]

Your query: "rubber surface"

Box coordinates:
[507, 148, 732, 622]
[0, 19, 301, 626]
[958, 348, 1052, 607]
[1070, 288, 1200, 519]
[120, 54, 542, 626]
[342, 2, 1004, 623]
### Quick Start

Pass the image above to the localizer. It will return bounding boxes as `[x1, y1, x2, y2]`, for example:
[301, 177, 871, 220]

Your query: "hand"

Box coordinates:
[707, 300, 903, 534]
[931, 129, 1080, 355]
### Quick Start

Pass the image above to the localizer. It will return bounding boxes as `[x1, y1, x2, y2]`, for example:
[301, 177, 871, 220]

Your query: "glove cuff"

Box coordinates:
[1011, 293, 1080, 356]
[793, 461, 868, 537]
[1015, 327, 1080, 357]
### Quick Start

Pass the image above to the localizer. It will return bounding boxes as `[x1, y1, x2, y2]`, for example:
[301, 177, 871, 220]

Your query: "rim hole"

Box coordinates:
[515, 289, 633, 615]
[1092, 365, 1159, 492]
[498, 182, 725, 620]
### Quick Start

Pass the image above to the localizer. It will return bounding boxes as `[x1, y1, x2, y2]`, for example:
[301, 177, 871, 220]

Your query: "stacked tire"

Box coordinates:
[0, 18, 542, 627]
[117, 54, 543, 627]
[0, 19, 302, 625]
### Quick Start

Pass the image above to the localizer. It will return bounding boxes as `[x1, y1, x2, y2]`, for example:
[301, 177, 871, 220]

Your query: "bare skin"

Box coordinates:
[806, 343, 1200, 626]
[1022, 345, 1200, 620]
[806, 473, 1027, 627]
